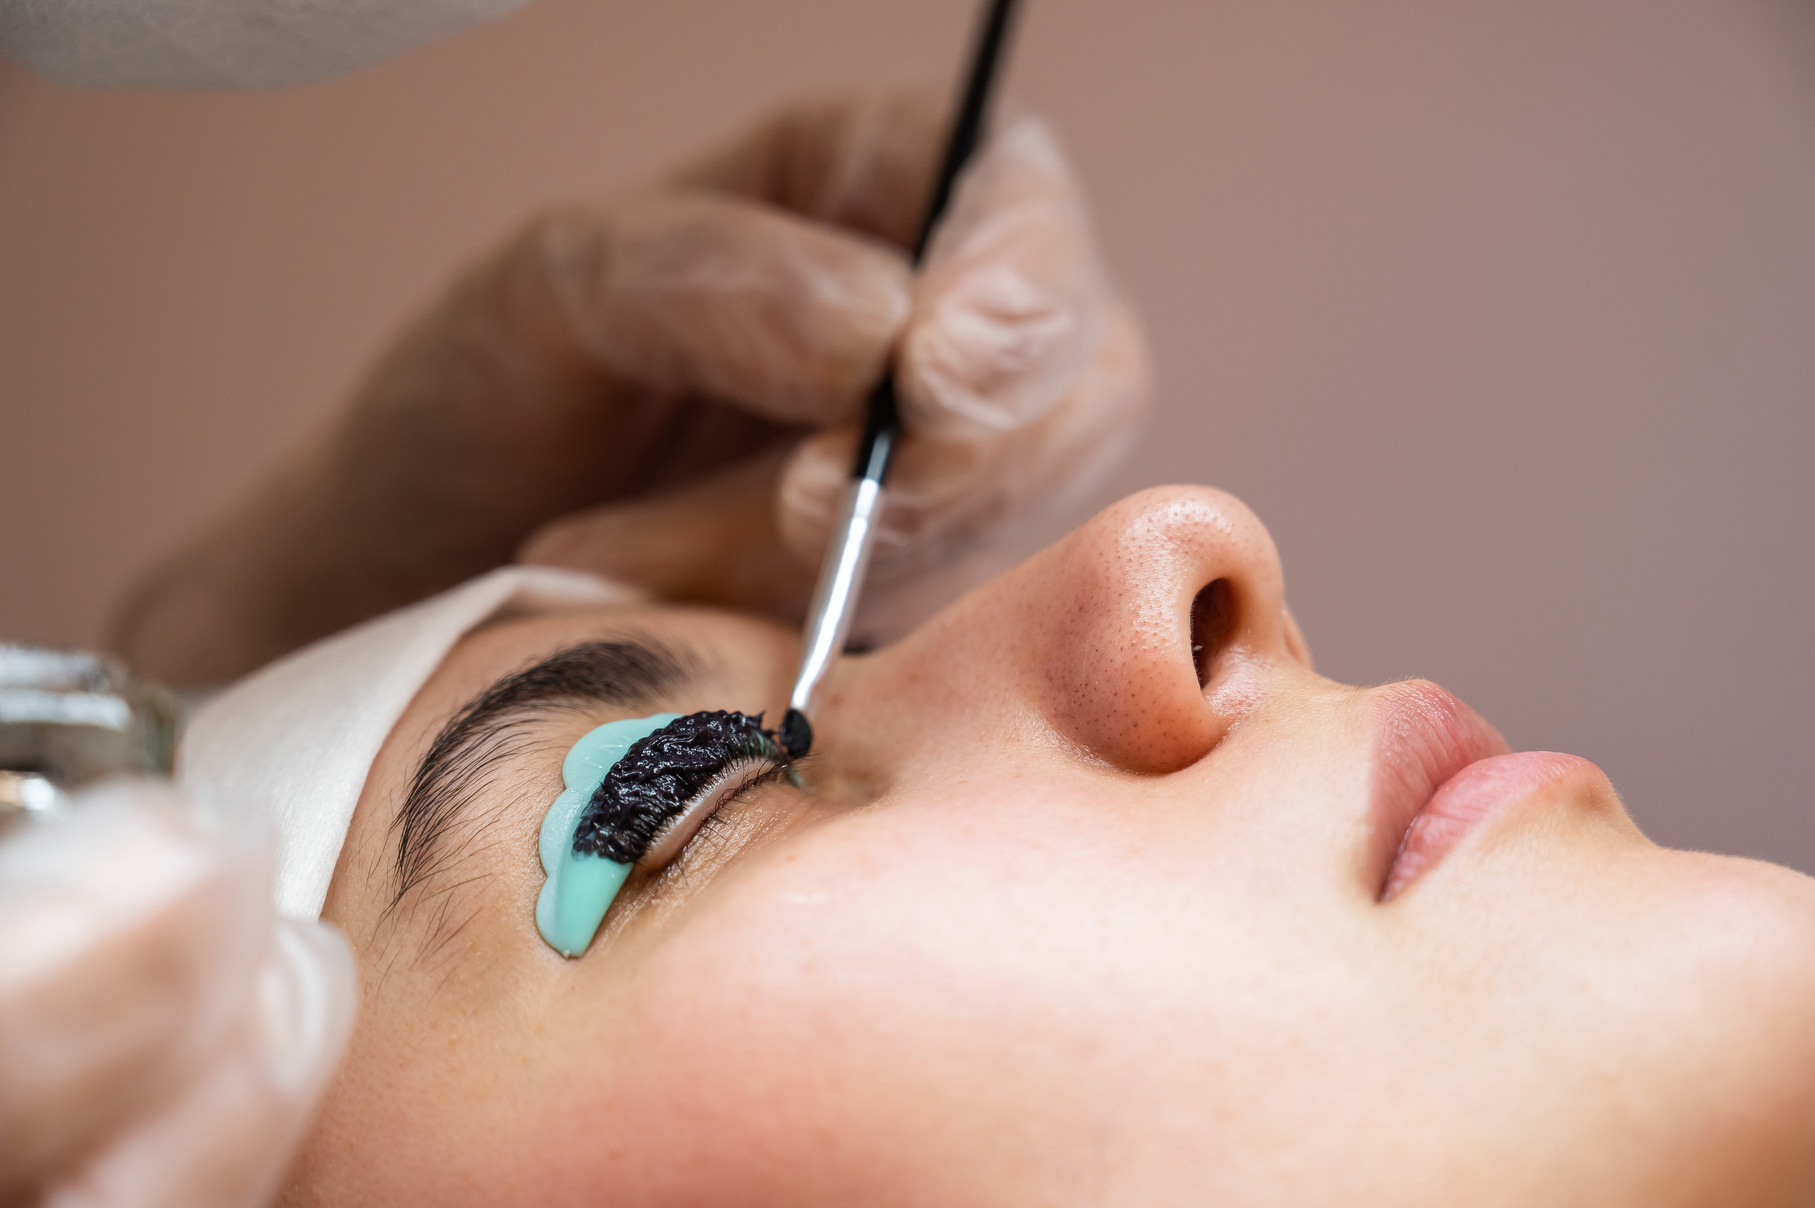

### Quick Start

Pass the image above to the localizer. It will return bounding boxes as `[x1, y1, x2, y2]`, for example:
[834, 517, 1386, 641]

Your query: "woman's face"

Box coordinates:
[288, 487, 1815, 1206]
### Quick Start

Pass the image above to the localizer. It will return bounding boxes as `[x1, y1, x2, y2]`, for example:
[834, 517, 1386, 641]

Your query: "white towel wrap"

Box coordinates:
[180, 566, 643, 920]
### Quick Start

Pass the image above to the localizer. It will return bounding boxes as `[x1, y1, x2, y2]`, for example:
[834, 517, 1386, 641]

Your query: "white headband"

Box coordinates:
[180, 566, 645, 921]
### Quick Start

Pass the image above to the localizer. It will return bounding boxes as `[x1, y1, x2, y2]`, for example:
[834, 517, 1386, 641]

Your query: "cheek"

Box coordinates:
[585, 783, 1341, 1202]
[594, 798, 1125, 1197]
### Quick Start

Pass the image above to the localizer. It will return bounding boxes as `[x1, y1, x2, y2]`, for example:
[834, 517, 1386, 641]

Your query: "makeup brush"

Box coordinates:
[778, 0, 1023, 760]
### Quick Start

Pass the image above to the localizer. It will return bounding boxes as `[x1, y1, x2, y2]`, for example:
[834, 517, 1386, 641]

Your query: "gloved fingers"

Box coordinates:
[677, 93, 1111, 443]
[897, 115, 1108, 441]
[672, 90, 945, 248]
[408, 191, 913, 446]
[517, 445, 812, 619]
[252, 921, 357, 1104]
[529, 193, 912, 427]
[775, 425, 995, 578]
[44, 921, 357, 1208]
[0, 784, 269, 1191]
[518, 300, 1146, 628]
[779, 297, 1150, 579]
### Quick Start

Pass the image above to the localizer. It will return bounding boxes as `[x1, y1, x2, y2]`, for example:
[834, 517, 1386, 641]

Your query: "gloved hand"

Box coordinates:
[115, 90, 1149, 685]
[0, 782, 356, 1207]
[521, 94, 1150, 637]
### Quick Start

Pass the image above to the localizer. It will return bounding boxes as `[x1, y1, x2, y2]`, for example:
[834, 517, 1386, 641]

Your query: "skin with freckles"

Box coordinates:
[282, 487, 1815, 1207]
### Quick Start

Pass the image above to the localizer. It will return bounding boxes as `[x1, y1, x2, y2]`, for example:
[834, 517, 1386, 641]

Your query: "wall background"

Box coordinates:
[2, 0, 1811, 869]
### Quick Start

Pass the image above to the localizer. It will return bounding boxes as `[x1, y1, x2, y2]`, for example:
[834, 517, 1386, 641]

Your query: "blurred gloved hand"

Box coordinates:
[520, 96, 1150, 635]
[116, 90, 1149, 685]
[0, 782, 356, 1207]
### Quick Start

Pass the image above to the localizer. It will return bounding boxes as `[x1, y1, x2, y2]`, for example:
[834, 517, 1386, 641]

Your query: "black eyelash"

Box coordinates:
[687, 761, 792, 845]
[572, 710, 790, 863]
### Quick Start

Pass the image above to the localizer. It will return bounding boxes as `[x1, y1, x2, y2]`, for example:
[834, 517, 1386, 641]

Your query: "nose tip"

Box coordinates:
[1030, 485, 1295, 773]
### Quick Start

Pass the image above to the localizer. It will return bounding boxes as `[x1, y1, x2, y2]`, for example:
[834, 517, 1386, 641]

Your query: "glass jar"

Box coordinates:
[0, 644, 180, 834]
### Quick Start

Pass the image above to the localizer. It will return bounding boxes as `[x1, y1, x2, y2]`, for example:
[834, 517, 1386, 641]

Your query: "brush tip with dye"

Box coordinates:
[779, 708, 813, 759]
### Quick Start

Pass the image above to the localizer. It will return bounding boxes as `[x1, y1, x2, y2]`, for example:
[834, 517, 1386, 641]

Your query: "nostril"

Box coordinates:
[1189, 579, 1235, 689]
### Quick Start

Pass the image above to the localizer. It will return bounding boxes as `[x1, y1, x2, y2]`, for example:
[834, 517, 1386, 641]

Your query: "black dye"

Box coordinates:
[778, 708, 812, 760]
[572, 710, 790, 864]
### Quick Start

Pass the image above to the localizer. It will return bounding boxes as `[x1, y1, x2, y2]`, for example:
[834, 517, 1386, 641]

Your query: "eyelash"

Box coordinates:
[576, 710, 795, 868]
[639, 753, 794, 872]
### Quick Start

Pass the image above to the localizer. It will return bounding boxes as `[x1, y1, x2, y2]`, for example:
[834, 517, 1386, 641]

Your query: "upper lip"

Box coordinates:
[1364, 680, 1510, 893]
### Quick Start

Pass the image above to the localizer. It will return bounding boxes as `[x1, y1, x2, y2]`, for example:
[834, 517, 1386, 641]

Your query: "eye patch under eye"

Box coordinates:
[536, 710, 790, 958]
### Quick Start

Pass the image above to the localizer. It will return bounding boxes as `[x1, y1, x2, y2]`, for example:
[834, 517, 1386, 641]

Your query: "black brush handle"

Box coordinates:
[782, 0, 1025, 762]
[848, 0, 1022, 485]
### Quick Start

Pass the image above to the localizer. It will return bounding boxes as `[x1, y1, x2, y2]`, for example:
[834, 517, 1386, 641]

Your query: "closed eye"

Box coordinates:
[638, 754, 790, 870]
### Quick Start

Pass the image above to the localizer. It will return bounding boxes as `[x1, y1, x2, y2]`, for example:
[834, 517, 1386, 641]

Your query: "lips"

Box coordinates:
[1364, 680, 1508, 895]
[1365, 680, 1608, 900]
[1386, 750, 1614, 900]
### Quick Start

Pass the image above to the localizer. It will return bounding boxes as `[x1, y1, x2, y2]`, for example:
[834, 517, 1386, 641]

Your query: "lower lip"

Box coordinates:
[1382, 750, 1604, 900]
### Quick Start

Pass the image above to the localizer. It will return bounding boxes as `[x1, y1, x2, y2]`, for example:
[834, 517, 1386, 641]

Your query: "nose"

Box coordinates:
[864, 485, 1300, 775]
[1026, 486, 1297, 771]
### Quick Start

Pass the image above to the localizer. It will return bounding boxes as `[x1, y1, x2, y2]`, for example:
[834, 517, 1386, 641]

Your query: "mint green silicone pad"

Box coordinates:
[535, 713, 680, 958]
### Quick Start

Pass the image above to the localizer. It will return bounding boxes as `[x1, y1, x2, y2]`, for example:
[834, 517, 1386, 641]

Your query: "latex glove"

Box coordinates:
[114, 91, 1148, 685]
[0, 782, 356, 1207]
[524, 96, 1151, 637]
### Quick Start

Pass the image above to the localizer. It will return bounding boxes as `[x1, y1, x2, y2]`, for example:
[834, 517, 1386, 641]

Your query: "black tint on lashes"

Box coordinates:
[572, 710, 787, 864]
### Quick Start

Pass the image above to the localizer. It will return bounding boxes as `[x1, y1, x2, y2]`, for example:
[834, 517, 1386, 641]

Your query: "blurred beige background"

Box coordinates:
[2, 0, 1811, 869]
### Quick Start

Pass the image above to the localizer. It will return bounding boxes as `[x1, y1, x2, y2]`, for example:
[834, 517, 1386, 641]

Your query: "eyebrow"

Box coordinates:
[387, 637, 692, 919]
